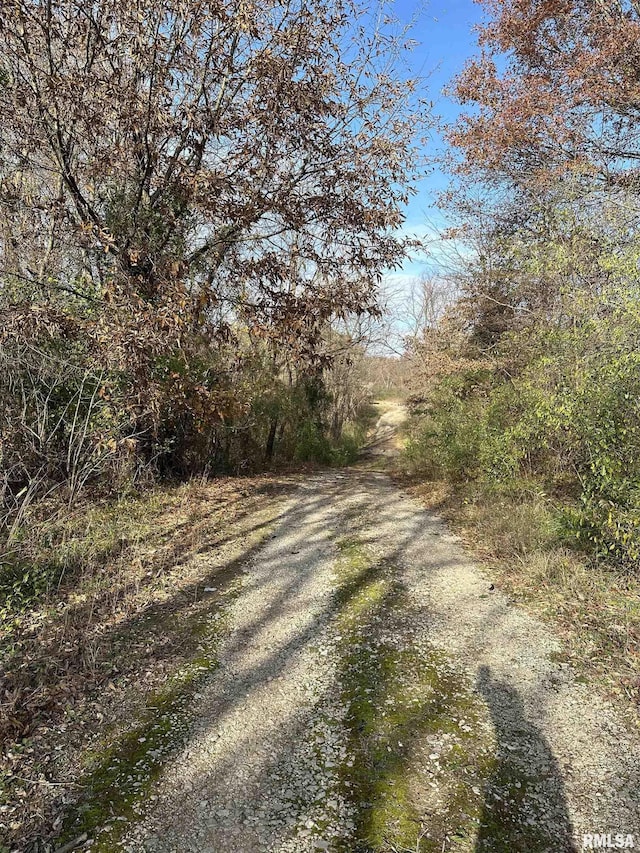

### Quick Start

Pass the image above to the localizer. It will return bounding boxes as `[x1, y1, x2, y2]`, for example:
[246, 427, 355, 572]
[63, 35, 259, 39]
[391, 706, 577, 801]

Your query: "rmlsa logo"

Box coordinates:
[583, 835, 635, 849]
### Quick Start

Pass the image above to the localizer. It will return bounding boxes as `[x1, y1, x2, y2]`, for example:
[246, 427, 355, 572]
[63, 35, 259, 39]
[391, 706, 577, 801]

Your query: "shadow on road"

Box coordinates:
[56, 472, 585, 853]
[475, 665, 577, 853]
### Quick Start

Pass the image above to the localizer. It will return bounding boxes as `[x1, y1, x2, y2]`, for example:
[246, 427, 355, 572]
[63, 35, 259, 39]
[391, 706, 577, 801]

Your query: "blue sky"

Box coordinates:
[385, 0, 485, 283]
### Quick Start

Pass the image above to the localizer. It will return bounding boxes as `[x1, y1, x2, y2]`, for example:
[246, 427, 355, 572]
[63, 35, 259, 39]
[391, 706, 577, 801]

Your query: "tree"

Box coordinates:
[0, 0, 428, 494]
[449, 0, 640, 190]
[420, 0, 640, 568]
[1, 0, 423, 331]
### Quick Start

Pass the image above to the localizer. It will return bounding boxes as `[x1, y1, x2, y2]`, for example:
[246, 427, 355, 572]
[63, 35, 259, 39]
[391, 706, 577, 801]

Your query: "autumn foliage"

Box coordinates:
[406, 0, 640, 568]
[0, 0, 426, 518]
[450, 0, 640, 188]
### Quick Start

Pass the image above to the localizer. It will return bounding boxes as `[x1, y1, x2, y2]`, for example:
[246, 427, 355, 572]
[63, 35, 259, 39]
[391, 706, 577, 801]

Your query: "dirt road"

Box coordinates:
[114, 468, 640, 853]
[359, 399, 408, 460]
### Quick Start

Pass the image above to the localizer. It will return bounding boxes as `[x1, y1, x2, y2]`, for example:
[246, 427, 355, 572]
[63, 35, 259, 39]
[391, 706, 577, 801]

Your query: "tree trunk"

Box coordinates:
[265, 418, 278, 462]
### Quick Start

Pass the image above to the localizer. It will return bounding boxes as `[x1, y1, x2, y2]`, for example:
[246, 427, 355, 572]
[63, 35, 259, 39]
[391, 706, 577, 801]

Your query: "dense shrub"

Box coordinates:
[405, 286, 640, 568]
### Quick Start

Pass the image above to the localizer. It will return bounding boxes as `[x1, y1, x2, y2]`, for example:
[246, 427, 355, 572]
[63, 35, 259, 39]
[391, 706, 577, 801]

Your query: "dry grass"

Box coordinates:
[400, 477, 640, 728]
[0, 474, 297, 850]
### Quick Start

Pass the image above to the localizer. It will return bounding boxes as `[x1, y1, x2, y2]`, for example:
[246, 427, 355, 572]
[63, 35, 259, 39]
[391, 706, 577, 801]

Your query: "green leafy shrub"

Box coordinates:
[405, 285, 640, 568]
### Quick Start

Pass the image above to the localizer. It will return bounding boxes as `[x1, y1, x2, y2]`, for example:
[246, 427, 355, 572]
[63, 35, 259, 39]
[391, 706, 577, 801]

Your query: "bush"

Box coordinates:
[404, 285, 640, 568]
[293, 421, 334, 464]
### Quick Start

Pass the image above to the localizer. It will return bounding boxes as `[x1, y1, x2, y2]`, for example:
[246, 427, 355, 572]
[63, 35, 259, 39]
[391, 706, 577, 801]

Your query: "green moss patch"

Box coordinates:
[331, 537, 577, 852]
[332, 538, 492, 852]
[57, 568, 247, 850]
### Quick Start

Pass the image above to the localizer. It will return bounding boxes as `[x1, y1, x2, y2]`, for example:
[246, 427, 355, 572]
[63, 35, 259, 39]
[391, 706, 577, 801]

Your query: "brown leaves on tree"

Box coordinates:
[0, 0, 429, 489]
[448, 0, 640, 189]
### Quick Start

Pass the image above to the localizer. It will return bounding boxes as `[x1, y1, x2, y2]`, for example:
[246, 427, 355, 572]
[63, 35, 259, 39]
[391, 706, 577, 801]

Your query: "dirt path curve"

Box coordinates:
[123, 471, 640, 853]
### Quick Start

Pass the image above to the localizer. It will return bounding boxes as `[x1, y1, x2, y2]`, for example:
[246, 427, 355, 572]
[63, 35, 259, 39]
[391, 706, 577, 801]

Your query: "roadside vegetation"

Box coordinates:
[0, 0, 426, 588]
[0, 2, 425, 846]
[0, 476, 296, 848]
[400, 0, 640, 721]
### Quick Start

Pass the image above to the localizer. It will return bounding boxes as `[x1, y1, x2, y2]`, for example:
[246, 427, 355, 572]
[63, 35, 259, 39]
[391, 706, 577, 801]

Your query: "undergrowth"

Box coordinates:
[399, 426, 640, 720]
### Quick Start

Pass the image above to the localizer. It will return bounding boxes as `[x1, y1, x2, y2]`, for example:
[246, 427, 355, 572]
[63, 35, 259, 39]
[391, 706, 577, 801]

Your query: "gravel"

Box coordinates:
[121, 469, 640, 852]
